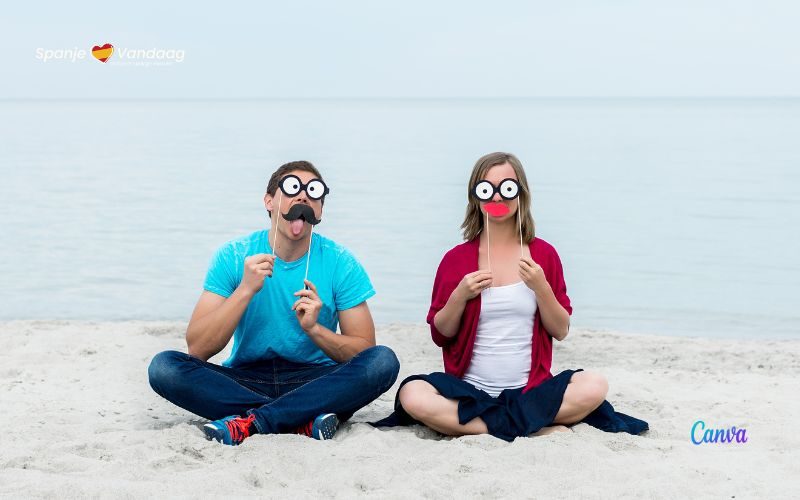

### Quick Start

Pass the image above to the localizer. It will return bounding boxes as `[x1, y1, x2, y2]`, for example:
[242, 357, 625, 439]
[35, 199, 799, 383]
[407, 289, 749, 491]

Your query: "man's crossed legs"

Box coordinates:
[148, 345, 400, 445]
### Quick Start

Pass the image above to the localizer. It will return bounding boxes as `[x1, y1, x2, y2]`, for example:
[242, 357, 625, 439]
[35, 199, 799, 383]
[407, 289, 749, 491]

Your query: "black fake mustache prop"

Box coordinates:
[281, 204, 321, 225]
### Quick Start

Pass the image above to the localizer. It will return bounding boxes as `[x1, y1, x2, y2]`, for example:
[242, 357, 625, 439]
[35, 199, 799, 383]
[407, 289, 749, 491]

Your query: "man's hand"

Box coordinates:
[519, 256, 548, 293]
[240, 254, 275, 295]
[293, 279, 322, 332]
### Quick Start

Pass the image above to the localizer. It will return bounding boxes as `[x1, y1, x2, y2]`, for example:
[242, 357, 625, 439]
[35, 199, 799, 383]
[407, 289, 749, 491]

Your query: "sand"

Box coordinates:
[1, 320, 798, 499]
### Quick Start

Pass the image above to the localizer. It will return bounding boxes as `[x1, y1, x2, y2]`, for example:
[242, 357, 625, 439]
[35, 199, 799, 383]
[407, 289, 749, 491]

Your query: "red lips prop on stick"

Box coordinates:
[482, 201, 523, 273]
[484, 202, 510, 217]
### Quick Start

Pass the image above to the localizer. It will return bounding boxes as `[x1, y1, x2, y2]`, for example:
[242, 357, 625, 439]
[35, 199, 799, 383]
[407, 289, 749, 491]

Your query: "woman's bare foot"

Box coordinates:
[531, 425, 571, 437]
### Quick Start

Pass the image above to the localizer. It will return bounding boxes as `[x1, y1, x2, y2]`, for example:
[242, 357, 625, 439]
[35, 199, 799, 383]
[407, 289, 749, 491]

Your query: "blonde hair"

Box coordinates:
[461, 152, 535, 242]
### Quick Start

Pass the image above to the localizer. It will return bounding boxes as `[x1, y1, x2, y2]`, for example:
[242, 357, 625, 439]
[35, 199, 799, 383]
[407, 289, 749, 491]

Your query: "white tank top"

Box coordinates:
[462, 281, 537, 397]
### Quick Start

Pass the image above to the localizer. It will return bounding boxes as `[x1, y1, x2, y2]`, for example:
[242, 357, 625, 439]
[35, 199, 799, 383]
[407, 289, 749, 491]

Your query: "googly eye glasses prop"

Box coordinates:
[270, 175, 329, 289]
[278, 175, 330, 200]
[473, 178, 520, 203]
[471, 178, 524, 272]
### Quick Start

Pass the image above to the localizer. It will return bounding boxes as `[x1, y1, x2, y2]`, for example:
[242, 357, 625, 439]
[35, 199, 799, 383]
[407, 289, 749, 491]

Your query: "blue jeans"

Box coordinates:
[148, 345, 400, 434]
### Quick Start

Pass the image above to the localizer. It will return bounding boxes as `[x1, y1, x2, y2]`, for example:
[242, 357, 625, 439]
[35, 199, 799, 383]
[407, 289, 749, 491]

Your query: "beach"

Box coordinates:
[1, 320, 798, 499]
[4, 1, 799, 498]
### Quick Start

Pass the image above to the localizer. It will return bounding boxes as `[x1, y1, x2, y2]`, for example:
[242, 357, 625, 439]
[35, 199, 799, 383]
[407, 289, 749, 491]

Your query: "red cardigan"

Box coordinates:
[427, 237, 573, 393]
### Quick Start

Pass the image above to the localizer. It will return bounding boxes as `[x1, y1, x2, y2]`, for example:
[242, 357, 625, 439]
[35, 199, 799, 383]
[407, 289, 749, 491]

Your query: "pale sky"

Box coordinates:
[2, 0, 798, 99]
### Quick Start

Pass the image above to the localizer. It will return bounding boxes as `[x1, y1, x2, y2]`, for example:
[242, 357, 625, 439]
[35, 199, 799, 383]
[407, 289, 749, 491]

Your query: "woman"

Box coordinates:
[376, 152, 647, 441]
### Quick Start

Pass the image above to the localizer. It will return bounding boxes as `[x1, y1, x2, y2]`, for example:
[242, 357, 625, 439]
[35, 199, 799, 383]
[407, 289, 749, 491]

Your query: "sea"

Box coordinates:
[1, 98, 798, 338]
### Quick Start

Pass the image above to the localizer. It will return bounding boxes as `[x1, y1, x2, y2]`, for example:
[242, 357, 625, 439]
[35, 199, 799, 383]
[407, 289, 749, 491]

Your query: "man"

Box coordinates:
[148, 160, 400, 445]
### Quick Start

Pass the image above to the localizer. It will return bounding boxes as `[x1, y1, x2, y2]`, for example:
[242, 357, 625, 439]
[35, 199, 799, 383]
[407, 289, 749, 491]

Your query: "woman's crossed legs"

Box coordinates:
[397, 371, 609, 437]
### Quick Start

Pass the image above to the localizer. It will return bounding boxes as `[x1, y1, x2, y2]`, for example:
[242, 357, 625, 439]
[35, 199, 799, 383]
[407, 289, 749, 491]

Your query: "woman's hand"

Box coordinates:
[519, 257, 548, 293]
[434, 270, 492, 338]
[452, 270, 493, 303]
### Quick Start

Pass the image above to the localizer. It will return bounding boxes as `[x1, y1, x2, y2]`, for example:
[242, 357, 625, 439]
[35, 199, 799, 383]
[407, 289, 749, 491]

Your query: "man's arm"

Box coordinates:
[304, 302, 375, 363]
[186, 254, 274, 360]
[293, 280, 375, 363]
[185, 288, 253, 361]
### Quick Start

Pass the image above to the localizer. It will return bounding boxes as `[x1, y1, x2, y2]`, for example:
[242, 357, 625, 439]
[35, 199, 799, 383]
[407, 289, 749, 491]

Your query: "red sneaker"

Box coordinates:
[293, 413, 339, 440]
[203, 413, 257, 445]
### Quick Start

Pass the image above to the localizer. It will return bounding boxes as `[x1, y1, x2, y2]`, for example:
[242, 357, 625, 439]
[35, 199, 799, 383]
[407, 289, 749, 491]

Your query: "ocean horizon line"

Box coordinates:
[2, 95, 799, 103]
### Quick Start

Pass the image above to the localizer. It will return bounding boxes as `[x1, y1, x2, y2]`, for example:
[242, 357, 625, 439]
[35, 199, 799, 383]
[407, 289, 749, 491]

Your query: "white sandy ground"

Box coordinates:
[0, 320, 798, 499]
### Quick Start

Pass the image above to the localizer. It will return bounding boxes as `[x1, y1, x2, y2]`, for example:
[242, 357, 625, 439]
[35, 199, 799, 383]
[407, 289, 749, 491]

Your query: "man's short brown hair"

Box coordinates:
[266, 161, 326, 217]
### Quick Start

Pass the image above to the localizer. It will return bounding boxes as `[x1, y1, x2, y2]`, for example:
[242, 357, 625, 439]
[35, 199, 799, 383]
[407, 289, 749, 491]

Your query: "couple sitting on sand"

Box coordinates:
[148, 153, 648, 446]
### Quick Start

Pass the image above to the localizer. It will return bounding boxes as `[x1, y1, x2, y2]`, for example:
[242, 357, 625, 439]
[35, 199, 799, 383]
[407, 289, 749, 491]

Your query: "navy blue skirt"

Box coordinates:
[372, 369, 649, 442]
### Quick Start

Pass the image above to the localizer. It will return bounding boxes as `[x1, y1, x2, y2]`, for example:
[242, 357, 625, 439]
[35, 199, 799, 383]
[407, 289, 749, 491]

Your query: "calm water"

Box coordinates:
[1, 98, 798, 338]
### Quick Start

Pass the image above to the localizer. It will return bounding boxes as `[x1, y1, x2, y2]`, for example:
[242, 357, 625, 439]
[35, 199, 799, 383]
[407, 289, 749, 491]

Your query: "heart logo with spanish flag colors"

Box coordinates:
[91, 43, 114, 63]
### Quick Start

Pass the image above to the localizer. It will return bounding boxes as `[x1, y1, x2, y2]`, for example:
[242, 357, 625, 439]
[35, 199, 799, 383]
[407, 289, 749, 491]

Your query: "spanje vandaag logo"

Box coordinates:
[34, 43, 184, 65]
[91, 43, 114, 62]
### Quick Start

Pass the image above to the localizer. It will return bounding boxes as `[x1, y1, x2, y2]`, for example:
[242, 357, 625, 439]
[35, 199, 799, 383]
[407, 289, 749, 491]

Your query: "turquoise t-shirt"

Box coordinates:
[203, 230, 376, 368]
